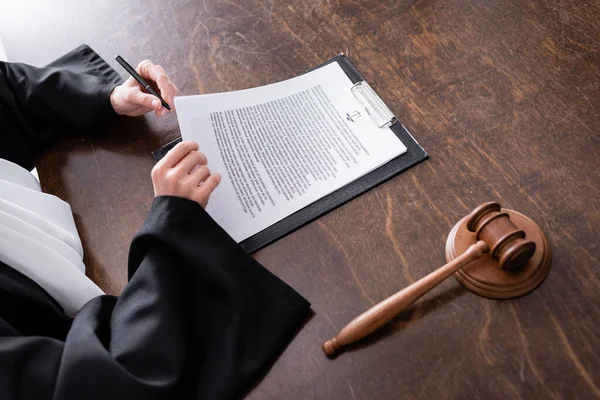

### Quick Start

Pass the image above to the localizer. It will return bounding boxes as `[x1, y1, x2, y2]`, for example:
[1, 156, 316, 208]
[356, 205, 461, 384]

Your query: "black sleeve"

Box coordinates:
[0, 44, 123, 170]
[0, 196, 311, 400]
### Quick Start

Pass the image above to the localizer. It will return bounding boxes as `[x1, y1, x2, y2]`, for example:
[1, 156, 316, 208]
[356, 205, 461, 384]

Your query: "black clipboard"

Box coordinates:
[153, 55, 428, 253]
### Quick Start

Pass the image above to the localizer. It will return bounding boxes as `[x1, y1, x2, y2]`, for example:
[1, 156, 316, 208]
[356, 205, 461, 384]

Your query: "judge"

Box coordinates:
[0, 45, 310, 399]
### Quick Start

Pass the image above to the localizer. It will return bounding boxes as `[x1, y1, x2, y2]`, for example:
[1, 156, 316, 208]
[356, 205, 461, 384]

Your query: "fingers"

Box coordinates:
[154, 141, 199, 170]
[137, 60, 179, 109]
[188, 165, 211, 186]
[194, 173, 222, 207]
[174, 150, 208, 175]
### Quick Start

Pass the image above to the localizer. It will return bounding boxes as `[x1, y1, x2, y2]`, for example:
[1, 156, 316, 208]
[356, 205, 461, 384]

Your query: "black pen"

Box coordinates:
[115, 55, 171, 111]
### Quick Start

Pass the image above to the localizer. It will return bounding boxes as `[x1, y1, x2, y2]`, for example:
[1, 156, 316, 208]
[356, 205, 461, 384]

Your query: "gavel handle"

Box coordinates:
[322, 240, 490, 356]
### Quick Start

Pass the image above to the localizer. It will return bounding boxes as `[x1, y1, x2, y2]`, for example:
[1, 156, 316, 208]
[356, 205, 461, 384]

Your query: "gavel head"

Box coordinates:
[465, 202, 536, 272]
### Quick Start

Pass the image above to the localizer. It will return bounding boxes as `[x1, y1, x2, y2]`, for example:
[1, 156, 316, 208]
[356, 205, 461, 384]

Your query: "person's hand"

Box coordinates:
[110, 59, 179, 117]
[151, 141, 221, 208]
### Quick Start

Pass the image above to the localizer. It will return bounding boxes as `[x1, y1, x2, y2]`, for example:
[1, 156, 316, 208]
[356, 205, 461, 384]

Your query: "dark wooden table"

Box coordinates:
[2, 0, 599, 398]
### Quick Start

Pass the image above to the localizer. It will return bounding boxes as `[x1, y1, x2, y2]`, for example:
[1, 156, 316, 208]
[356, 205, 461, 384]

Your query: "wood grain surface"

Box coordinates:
[1, 0, 599, 398]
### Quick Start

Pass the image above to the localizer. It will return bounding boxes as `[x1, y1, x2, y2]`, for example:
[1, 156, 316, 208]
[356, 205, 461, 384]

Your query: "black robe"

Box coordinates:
[0, 45, 311, 399]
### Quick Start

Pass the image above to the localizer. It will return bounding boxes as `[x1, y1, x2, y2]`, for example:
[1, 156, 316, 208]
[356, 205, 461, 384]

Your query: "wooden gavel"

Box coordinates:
[322, 202, 538, 356]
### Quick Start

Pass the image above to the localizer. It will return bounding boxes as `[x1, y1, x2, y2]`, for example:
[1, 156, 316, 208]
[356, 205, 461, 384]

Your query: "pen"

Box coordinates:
[115, 55, 171, 111]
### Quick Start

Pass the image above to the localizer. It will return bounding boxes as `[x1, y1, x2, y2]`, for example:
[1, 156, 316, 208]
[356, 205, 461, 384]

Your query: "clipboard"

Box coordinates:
[153, 54, 428, 253]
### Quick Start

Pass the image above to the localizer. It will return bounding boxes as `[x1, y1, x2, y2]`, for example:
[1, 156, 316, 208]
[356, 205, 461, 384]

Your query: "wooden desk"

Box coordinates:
[2, 0, 599, 398]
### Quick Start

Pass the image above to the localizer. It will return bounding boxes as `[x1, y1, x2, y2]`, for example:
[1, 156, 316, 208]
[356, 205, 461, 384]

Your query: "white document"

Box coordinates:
[175, 62, 407, 242]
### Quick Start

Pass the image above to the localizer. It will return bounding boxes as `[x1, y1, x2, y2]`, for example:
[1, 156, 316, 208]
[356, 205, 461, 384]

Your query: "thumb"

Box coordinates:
[136, 92, 161, 110]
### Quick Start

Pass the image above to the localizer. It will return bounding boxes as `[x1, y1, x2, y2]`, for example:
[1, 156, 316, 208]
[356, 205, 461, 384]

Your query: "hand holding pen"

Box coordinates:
[110, 56, 179, 117]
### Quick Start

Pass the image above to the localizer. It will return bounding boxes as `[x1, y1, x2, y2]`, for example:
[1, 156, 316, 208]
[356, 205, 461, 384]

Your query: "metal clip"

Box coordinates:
[350, 81, 396, 128]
